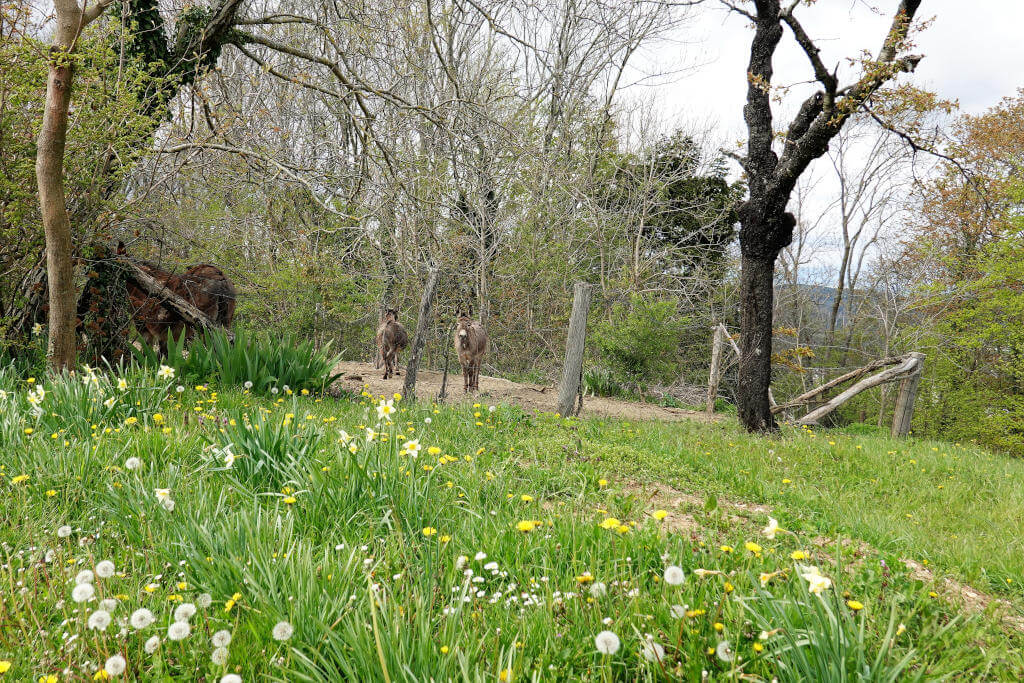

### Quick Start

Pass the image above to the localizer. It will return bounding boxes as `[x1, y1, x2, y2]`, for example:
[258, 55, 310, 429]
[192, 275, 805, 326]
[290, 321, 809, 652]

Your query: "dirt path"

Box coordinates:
[332, 361, 719, 423]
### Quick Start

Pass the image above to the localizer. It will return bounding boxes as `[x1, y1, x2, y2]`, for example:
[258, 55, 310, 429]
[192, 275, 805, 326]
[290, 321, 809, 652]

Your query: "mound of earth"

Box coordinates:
[332, 361, 718, 423]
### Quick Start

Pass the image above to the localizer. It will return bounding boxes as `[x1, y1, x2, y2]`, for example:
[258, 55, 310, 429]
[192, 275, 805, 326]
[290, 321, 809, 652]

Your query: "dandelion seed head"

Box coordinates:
[167, 621, 190, 641]
[595, 630, 620, 655]
[104, 654, 126, 676]
[130, 608, 155, 629]
[95, 560, 115, 578]
[272, 621, 294, 641]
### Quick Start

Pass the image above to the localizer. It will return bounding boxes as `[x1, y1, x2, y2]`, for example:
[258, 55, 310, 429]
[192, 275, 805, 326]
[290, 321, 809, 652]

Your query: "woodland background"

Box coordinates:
[1, 0, 1021, 453]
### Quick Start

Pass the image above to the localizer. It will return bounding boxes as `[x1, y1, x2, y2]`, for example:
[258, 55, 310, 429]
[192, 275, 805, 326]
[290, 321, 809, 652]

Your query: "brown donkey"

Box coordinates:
[376, 308, 408, 380]
[454, 313, 487, 393]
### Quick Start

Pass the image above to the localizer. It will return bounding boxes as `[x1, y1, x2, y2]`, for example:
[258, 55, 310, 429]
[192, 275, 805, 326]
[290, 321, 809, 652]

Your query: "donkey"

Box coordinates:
[118, 242, 236, 354]
[376, 308, 408, 380]
[454, 312, 487, 393]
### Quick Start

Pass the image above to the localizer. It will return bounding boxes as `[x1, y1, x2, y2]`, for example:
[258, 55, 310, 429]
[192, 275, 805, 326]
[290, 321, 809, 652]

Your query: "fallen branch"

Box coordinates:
[796, 353, 924, 425]
[771, 354, 909, 415]
[118, 257, 235, 342]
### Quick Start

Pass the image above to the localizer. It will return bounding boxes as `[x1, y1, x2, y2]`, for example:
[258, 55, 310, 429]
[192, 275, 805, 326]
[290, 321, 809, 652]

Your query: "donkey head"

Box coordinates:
[383, 308, 399, 323]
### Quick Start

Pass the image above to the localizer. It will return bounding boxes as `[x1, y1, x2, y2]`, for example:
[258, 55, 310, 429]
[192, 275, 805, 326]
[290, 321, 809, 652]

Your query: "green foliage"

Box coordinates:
[211, 403, 325, 487]
[915, 234, 1024, 455]
[130, 329, 342, 395]
[591, 295, 690, 389]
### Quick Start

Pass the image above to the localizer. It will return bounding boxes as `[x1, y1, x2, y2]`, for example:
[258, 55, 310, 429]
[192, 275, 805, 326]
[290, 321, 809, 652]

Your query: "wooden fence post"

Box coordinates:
[402, 267, 439, 401]
[891, 352, 925, 438]
[557, 282, 593, 417]
[706, 325, 724, 413]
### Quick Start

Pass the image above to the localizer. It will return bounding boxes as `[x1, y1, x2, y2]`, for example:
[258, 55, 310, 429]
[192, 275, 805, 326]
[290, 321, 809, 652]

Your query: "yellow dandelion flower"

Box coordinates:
[11, 475, 29, 485]
[516, 520, 537, 533]
[422, 527, 437, 536]
[744, 541, 762, 554]
[847, 600, 864, 611]
[652, 509, 668, 521]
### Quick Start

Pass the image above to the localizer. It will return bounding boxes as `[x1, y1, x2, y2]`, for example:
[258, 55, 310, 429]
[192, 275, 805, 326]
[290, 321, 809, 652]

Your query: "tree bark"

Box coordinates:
[37, 49, 79, 371]
[737, 253, 779, 431]
[403, 268, 439, 401]
[556, 282, 593, 417]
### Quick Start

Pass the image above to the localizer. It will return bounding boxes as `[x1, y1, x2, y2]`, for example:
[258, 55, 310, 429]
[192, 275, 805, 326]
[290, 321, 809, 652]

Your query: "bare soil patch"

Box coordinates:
[332, 361, 719, 423]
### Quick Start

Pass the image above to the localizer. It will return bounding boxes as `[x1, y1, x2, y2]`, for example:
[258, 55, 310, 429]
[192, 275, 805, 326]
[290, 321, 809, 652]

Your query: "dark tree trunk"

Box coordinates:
[737, 252, 778, 431]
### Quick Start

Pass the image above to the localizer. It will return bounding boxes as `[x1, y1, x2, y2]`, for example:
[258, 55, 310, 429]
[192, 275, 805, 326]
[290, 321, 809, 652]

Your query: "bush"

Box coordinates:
[131, 328, 342, 395]
[590, 295, 690, 390]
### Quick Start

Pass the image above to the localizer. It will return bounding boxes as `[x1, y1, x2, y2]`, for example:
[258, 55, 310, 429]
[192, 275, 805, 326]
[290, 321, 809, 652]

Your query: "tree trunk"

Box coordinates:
[556, 282, 593, 417]
[37, 57, 77, 371]
[737, 254, 778, 431]
[403, 268, 439, 401]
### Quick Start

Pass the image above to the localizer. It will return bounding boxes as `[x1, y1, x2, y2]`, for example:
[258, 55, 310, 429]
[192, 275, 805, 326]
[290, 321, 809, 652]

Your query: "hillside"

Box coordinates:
[2, 369, 1022, 680]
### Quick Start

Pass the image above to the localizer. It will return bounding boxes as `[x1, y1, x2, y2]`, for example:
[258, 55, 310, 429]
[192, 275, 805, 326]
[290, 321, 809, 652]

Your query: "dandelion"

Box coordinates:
[221, 676, 242, 683]
[174, 603, 197, 622]
[125, 457, 142, 471]
[589, 582, 607, 597]
[157, 365, 175, 380]
[790, 550, 808, 560]
[640, 640, 665, 662]
[160, 498, 175, 512]
[211, 647, 229, 666]
[167, 621, 190, 641]
[455, 555, 468, 571]
[715, 640, 735, 662]
[762, 517, 780, 539]
[211, 630, 232, 648]
[244, 381, 254, 389]
[99, 598, 118, 611]
[10, 474, 29, 485]
[272, 621, 294, 641]
[87, 610, 112, 631]
[663, 566, 685, 586]
[422, 527, 437, 537]
[57, 525, 72, 538]
[72, 583, 95, 603]
[847, 600, 864, 611]
[104, 655, 126, 677]
[516, 520, 537, 533]
[176, 385, 185, 393]
[744, 541, 762, 555]
[76, 569, 95, 584]
[0, 661, 10, 673]
[598, 517, 620, 530]
[144, 635, 161, 654]
[197, 593, 213, 609]
[130, 608, 155, 629]
[670, 605, 686, 619]
[652, 509, 668, 521]
[95, 560, 115, 578]
[594, 630, 620, 655]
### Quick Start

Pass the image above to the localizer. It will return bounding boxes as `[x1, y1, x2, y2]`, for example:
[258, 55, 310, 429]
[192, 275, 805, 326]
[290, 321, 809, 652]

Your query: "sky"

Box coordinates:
[640, 0, 1024, 142]
[626, 0, 1024, 273]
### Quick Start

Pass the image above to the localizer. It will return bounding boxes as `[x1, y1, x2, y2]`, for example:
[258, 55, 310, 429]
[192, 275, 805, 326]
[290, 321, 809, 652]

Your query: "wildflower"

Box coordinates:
[222, 449, 236, 468]
[641, 639, 665, 662]
[762, 517, 780, 539]
[160, 498, 175, 512]
[174, 603, 197, 622]
[745, 541, 762, 555]
[125, 457, 142, 471]
[167, 621, 190, 641]
[799, 566, 833, 595]
[594, 630, 620, 655]
[72, 583, 95, 603]
[474, 551, 487, 561]
[652, 509, 668, 521]
[46, 489, 57, 497]
[598, 517, 621, 530]
[104, 655, 126, 677]
[76, 569, 95, 584]
[11, 474, 28, 485]
[155, 488, 171, 501]
[87, 610, 112, 631]
[0, 661, 10, 673]
[144, 635, 161, 654]
[403, 440, 422, 456]
[99, 598, 118, 611]
[455, 555, 468, 571]
[598, 479, 608, 487]
[516, 520, 538, 533]
[33, 322, 43, 335]
[846, 600, 864, 611]
[95, 560, 115, 578]
[589, 582, 607, 597]
[130, 608, 155, 629]
[520, 494, 533, 502]
[723, 581, 734, 594]
[790, 550, 808, 560]
[720, 545, 733, 553]
[272, 620, 294, 641]
[283, 496, 297, 505]
[221, 676, 242, 683]
[670, 605, 686, 618]
[157, 365, 175, 380]
[211, 630, 232, 648]
[211, 647, 229, 666]
[57, 525, 72, 538]
[896, 623, 906, 636]
[197, 593, 213, 609]
[422, 527, 437, 537]
[663, 566, 685, 586]
[376, 399, 396, 420]
[692, 568, 721, 579]
[244, 381, 254, 389]
[715, 640, 735, 662]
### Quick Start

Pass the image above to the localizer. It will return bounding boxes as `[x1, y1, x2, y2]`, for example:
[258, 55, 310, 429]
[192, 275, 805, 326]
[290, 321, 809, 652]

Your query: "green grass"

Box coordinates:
[1, 368, 1022, 681]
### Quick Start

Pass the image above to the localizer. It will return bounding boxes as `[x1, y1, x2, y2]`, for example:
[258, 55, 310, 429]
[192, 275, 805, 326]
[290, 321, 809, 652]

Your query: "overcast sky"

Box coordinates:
[624, 1, 1023, 273]
[635, 0, 1024, 144]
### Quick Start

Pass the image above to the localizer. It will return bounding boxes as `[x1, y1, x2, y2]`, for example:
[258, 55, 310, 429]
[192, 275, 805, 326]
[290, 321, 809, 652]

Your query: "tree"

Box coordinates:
[725, 0, 925, 431]
[36, 0, 113, 371]
[34, 0, 244, 370]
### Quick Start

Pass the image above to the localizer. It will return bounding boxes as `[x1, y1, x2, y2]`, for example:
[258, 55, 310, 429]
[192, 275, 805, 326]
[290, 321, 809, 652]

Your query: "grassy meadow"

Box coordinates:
[1, 365, 1022, 681]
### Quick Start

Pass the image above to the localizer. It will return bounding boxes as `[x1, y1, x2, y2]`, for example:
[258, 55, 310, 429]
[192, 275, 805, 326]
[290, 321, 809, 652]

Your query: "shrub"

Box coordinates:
[590, 295, 690, 390]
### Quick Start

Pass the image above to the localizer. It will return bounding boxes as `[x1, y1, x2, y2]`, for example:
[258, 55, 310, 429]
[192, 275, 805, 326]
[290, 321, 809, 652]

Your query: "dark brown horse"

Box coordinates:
[118, 243, 236, 353]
